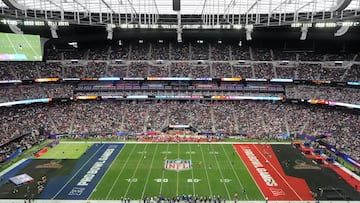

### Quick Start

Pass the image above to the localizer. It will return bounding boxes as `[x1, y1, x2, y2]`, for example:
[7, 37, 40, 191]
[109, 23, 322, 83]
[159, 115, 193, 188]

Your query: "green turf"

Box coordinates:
[91, 143, 264, 201]
[0, 32, 42, 61]
[38, 142, 92, 159]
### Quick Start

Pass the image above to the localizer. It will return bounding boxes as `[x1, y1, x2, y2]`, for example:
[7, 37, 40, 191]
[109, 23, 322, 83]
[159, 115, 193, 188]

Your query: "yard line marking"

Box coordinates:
[124, 144, 149, 197]
[210, 145, 231, 200]
[252, 144, 303, 200]
[159, 143, 170, 195]
[199, 144, 213, 196]
[52, 144, 105, 199]
[220, 144, 249, 200]
[92, 144, 129, 199]
[105, 144, 138, 199]
[176, 143, 180, 196]
[188, 144, 196, 195]
[141, 143, 159, 199]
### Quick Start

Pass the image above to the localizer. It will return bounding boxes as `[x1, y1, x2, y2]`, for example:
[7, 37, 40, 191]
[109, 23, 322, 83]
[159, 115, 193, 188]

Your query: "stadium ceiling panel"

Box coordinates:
[0, 0, 359, 15]
[0, 0, 359, 28]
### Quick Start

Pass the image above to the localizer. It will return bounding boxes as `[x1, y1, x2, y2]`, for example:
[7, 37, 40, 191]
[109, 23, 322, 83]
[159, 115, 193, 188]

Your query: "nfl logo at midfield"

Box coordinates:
[165, 159, 192, 171]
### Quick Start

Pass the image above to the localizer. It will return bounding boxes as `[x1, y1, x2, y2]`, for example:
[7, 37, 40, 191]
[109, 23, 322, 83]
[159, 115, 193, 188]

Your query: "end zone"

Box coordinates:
[234, 144, 314, 201]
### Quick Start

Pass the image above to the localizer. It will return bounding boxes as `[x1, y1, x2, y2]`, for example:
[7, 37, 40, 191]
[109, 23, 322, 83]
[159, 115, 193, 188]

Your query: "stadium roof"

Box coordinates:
[0, 0, 359, 15]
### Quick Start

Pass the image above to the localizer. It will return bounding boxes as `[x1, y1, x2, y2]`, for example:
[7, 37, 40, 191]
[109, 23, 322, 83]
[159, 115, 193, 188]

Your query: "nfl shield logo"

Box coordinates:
[165, 160, 192, 171]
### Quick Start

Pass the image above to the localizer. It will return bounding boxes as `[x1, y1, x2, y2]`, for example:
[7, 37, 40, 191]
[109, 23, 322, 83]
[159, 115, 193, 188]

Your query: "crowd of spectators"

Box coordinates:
[0, 84, 73, 102]
[88, 47, 109, 60]
[130, 43, 150, 60]
[110, 45, 130, 60]
[0, 100, 358, 161]
[295, 63, 322, 80]
[253, 63, 273, 79]
[0, 104, 50, 147]
[285, 85, 360, 104]
[0, 130, 47, 163]
[212, 63, 233, 78]
[343, 64, 360, 82]
[37, 62, 62, 78]
[230, 45, 250, 60]
[148, 64, 170, 77]
[86, 62, 108, 77]
[251, 47, 272, 61]
[211, 43, 230, 61]
[0, 44, 359, 164]
[191, 42, 209, 60]
[232, 65, 253, 78]
[62, 49, 86, 60]
[151, 43, 170, 60]
[45, 42, 360, 63]
[0, 60, 359, 81]
[170, 43, 189, 60]
[272, 50, 297, 61]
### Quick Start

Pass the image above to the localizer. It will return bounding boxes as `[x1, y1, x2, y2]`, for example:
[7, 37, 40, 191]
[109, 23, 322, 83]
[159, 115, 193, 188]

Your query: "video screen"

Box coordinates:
[0, 32, 42, 61]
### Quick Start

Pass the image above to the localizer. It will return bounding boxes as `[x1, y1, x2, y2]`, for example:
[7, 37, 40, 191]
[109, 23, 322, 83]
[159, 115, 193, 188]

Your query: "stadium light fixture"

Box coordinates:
[300, 26, 308, 40]
[8, 24, 23, 34]
[245, 25, 253, 41]
[106, 24, 113, 40]
[177, 28, 182, 43]
[334, 25, 350, 37]
[68, 42, 78, 48]
[50, 24, 58, 39]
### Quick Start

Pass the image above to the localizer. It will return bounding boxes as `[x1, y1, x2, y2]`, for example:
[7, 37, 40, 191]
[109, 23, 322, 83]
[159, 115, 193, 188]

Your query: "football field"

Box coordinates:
[0, 32, 42, 61]
[1, 142, 358, 201]
[90, 143, 263, 201]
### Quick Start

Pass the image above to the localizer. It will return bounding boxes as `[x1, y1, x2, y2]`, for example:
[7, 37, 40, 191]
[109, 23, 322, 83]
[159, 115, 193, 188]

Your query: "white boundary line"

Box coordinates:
[123, 144, 148, 197]
[176, 143, 180, 195]
[188, 144, 196, 195]
[141, 143, 159, 199]
[104, 143, 137, 199]
[252, 144, 303, 201]
[159, 143, 170, 195]
[220, 144, 249, 200]
[210, 144, 232, 199]
[52, 144, 105, 199]
[199, 144, 213, 196]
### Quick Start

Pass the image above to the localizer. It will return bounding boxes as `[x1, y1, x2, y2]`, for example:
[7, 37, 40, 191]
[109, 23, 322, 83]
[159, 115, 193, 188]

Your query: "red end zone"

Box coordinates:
[234, 144, 314, 201]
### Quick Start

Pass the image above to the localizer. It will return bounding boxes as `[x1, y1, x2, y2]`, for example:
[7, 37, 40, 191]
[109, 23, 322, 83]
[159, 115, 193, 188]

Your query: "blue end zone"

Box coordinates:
[40, 143, 124, 200]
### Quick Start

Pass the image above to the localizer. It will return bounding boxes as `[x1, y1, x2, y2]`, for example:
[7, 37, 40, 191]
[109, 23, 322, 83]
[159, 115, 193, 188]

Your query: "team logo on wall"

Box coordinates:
[164, 160, 192, 171]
